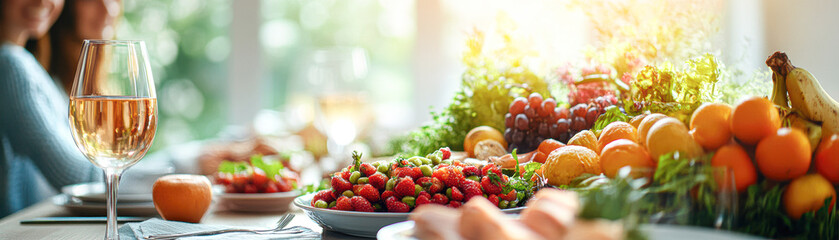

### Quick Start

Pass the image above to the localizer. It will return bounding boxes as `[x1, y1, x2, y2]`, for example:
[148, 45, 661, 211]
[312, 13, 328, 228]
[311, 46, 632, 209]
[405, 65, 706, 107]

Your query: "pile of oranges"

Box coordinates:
[540, 95, 838, 220]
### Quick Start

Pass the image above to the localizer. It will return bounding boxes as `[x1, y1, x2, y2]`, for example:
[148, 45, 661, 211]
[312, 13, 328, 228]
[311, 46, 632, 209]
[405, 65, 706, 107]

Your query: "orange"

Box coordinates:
[152, 174, 213, 223]
[689, 103, 733, 150]
[730, 97, 781, 145]
[464, 126, 507, 158]
[535, 139, 565, 163]
[543, 146, 601, 186]
[783, 174, 836, 220]
[711, 144, 757, 192]
[600, 139, 655, 179]
[755, 128, 811, 181]
[567, 130, 599, 154]
[597, 121, 638, 154]
[645, 117, 704, 160]
[815, 133, 839, 184]
[629, 114, 648, 129]
[637, 113, 668, 147]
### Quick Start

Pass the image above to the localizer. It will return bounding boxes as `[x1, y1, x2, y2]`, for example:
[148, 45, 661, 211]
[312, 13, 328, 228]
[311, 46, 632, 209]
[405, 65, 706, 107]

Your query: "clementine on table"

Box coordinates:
[152, 174, 213, 223]
[815, 133, 839, 184]
[783, 174, 836, 220]
[597, 121, 638, 154]
[645, 117, 704, 160]
[730, 97, 780, 145]
[637, 113, 668, 147]
[600, 139, 655, 179]
[689, 103, 733, 150]
[755, 128, 811, 181]
[711, 144, 757, 192]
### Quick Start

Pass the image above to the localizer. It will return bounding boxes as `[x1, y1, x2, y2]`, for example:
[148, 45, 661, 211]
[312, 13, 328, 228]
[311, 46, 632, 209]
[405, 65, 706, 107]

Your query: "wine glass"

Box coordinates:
[308, 48, 373, 171]
[68, 40, 157, 240]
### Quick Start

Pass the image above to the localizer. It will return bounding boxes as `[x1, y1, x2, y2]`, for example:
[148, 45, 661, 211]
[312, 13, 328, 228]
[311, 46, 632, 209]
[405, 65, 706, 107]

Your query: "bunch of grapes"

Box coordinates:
[504, 93, 619, 152]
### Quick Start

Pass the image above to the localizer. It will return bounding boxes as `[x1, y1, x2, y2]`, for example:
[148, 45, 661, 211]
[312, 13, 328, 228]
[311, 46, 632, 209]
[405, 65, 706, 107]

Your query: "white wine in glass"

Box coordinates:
[69, 40, 157, 240]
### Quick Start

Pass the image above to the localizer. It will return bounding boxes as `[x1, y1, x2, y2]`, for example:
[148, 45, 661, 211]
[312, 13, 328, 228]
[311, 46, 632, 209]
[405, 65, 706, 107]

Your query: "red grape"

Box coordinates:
[505, 113, 513, 128]
[524, 105, 537, 119]
[555, 107, 569, 119]
[515, 114, 529, 130]
[541, 99, 556, 116]
[510, 97, 527, 115]
[528, 93, 543, 110]
[571, 104, 587, 117]
[571, 116, 586, 131]
[585, 108, 599, 129]
[556, 118, 570, 133]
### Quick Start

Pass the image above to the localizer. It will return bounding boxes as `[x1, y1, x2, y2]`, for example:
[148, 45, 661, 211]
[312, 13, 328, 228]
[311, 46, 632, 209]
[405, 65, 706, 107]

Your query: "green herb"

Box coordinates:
[301, 179, 331, 196]
[501, 149, 542, 204]
[249, 155, 285, 179]
[738, 181, 839, 239]
[592, 106, 630, 132]
[390, 26, 548, 156]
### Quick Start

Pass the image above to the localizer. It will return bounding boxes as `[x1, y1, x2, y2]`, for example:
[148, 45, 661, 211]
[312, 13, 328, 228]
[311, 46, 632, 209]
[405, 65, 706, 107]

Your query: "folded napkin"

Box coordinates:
[118, 218, 320, 240]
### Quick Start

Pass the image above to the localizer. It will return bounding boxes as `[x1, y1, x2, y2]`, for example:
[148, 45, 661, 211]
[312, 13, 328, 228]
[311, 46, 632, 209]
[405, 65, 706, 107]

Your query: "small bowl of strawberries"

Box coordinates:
[213, 155, 300, 212]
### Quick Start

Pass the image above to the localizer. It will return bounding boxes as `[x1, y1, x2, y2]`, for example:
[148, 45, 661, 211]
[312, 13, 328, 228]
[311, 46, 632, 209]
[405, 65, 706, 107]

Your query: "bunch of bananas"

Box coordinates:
[766, 52, 839, 151]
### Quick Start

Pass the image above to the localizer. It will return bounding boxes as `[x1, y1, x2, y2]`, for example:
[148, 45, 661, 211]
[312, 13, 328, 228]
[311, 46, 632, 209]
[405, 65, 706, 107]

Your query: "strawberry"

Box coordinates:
[243, 184, 258, 193]
[392, 167, 411, 178]
[360, 163, 377, 176]
[481, 164, 503, 178]
[331, 175, 352, 194]
[432, 194, 448, 205]
[447, 201, 462, 208]
[440, 147, 451, 160]
[340, 171, 352, 181]
[358, 184, 380, 202]
[251, 167, 269, 187]
[488, 194, 500, 206]
[351, 196, 375, 212]
[416, 194, 431, 206]
[433, 167, 465, 188]
[450, 187, 464, 202]
[352, 184, 364, 196]
[312, 190, 335, 205]
[501, 189, 517, 202]
[394, 177, 416, 197]
[462, 166, 480, 177]
[428, 178, 444, 193]
[386, 197, 410, 212]
[416, 177, 432, 187]
[381, 190, 396, 201]
[461, 179, 483, 201]
[481, 176, 502, 195]
[369, 173, 388, 190]
[335, 196, 353, 211]
[418, 191, 431, 199]
[410, 167, 424, 179]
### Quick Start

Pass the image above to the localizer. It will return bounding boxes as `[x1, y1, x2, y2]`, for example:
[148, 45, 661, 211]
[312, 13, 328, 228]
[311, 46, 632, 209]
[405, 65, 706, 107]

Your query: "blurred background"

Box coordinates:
[114, 0, 839, 165]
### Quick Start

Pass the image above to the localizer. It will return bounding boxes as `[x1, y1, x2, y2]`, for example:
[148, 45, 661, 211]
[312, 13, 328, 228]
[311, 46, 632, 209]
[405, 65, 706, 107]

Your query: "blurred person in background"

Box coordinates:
[0, 0, 121, 218]
[37, 0, 121, 94]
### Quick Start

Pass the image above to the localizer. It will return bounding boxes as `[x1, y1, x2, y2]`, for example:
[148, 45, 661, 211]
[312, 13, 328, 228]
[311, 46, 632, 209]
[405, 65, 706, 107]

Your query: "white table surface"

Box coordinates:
[0, 199, 371, 240]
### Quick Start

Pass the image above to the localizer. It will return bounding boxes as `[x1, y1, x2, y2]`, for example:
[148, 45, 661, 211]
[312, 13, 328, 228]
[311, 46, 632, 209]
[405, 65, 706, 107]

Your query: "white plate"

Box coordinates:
[215, 189, 299, 213]
[294, 193, 525, 238]
[62, 182, 153, 203]
[52, 194, 159, 216]
[376, 221, 765, 240]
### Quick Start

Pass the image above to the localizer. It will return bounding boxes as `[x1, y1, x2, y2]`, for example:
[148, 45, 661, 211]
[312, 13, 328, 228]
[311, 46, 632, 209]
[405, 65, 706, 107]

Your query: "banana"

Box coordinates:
[769, 71, 789, 108]
[786, 68, 839, 137]
[766, 52, 839, 137]
[787, 112, 823, 152]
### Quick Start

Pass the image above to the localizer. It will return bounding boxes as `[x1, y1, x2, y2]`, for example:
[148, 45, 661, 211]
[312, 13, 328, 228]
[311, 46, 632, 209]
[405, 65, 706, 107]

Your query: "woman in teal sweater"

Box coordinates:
[0, 0, 102, 217]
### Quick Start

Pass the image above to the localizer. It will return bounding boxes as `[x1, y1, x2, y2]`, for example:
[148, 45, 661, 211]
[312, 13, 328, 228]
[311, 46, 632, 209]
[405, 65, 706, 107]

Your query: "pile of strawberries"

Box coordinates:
[310, 148, 525, 212]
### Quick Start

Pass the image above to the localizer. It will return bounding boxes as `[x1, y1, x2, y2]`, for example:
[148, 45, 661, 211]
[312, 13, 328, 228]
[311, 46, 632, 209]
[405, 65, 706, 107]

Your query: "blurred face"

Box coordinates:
[74, 0, 120, 40]
[2, 0, 64, 39]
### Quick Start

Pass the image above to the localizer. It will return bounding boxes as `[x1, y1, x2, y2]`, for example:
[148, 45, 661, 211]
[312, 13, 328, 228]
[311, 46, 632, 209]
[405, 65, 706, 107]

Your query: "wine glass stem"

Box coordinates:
[104, 168, 123, 240]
